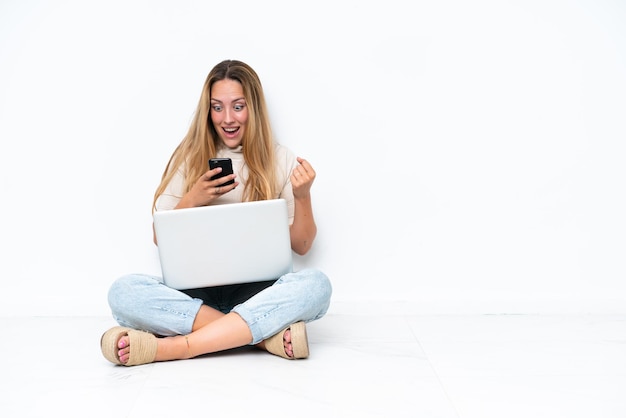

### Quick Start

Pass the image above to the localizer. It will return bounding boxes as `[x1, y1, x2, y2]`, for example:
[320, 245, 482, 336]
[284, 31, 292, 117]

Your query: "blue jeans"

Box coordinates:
[107, 268, 332, 344]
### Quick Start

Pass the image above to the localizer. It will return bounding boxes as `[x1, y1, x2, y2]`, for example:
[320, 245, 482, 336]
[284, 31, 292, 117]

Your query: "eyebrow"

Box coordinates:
[210, 97, 246, 103]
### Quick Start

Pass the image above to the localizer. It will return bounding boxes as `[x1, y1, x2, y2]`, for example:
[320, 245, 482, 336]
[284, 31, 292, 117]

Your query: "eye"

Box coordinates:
[234, 103, 245, 111]
[212, 104, 222, 112]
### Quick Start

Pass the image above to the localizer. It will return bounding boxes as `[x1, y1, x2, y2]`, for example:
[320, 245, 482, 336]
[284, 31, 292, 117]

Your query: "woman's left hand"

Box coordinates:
[291, 157, 316, 198]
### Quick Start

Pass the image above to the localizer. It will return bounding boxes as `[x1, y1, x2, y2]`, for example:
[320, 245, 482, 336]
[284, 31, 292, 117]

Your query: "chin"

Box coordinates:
[220, 138, 243, 149]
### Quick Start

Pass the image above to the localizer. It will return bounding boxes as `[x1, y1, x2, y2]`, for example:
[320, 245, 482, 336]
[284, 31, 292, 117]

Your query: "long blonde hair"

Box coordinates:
[152, 60, 278, 213]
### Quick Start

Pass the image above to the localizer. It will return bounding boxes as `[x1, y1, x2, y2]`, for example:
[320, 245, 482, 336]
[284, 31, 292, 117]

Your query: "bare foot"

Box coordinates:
[256, 327, 294, 358]
[116, 334, 190, 364]
[282, 328, 294, 358]
[116, 335, 132, 364]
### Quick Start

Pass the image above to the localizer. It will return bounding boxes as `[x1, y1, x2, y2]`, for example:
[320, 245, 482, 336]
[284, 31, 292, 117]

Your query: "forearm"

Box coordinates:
[289, 195, 317, 255]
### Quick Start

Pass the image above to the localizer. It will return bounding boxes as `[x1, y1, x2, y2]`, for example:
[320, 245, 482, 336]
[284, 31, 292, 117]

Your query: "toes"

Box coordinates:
[118, 335, 129, 349]
[283, 329, 294, 358]
[118, 335, 130, 364]
[284, 342, 294, 358]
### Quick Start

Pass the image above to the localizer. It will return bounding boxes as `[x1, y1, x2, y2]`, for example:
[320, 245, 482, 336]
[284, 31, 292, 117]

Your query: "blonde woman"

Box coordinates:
[100, 60, 332, 366]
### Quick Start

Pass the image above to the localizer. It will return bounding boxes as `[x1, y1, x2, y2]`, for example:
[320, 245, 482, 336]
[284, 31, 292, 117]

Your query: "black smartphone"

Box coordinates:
[208, 157, 235, 186]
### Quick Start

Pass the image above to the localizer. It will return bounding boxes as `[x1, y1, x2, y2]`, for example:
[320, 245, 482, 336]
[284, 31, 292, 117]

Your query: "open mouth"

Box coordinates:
[221, 127, 240, 138]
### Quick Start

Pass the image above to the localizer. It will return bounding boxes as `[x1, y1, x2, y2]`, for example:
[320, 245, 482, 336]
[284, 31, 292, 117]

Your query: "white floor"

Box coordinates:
[2, 305, 626, 418]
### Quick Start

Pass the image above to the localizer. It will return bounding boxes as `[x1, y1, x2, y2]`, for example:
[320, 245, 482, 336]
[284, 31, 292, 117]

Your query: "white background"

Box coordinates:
[1, 0, 624, 316]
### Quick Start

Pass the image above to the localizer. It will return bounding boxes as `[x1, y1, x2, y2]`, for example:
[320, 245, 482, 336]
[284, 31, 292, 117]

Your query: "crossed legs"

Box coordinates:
[104, 269, 331, 365]
[113, 305, 295, 364]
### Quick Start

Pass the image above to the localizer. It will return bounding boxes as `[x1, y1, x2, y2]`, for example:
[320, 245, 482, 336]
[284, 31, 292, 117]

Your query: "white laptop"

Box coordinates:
[153, 199, 293, 290]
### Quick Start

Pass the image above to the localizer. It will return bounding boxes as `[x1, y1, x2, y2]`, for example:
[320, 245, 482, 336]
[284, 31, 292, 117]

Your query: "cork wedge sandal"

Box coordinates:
[100, 326, 158, 366]
[264, 321, 309, 360]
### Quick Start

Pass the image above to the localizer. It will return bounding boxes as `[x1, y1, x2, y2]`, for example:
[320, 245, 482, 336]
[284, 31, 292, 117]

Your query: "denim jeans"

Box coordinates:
[107, 268, 332, 344]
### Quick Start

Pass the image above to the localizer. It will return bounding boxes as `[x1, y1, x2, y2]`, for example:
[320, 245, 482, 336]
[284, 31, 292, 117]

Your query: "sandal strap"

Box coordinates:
[125, 329, 158, 366]
[100, 326, 158, 366]
[265, 321, 309, 360]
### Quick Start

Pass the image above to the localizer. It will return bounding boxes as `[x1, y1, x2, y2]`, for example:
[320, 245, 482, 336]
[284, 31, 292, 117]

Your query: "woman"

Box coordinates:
[100, 59, 332, 366]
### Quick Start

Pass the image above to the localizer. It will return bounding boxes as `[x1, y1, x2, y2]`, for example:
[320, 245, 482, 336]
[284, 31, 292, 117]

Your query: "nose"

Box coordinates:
[223, 107, 234, 123]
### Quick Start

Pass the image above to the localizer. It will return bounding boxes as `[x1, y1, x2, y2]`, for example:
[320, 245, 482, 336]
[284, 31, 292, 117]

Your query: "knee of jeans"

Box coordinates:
[302, 269, 332, 319]
[107, 274, 155, 315]
[302, 268, 333, 303]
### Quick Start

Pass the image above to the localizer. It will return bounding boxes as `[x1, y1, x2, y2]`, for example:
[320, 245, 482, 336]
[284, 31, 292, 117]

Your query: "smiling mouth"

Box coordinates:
[223, 127, 239, 134]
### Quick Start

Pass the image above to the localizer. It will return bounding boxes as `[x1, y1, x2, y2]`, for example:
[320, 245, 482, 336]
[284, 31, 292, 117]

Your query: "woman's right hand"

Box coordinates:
[175, 167, 238, 209]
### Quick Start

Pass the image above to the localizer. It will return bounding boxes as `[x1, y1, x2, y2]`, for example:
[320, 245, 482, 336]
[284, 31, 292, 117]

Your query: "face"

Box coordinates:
[210, 79, 248, 149]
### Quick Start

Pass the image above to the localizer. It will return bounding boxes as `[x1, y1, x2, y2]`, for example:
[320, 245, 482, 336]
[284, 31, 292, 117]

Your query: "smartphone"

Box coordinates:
[208, 157, 235, 186]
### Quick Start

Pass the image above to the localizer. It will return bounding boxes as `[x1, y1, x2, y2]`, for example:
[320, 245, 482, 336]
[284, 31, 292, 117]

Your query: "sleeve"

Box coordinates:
[274, 144, 299, 225]
[155, 166, 186, 212]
